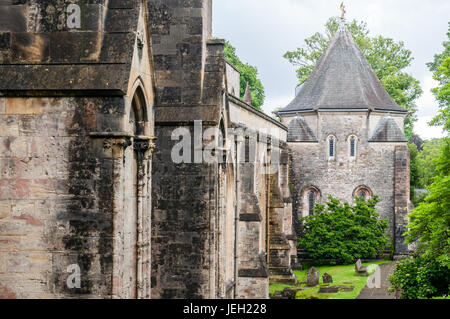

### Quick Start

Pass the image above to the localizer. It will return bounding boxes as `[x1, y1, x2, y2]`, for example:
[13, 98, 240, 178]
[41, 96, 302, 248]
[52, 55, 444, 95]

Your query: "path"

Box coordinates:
[356, 261, 398, 299]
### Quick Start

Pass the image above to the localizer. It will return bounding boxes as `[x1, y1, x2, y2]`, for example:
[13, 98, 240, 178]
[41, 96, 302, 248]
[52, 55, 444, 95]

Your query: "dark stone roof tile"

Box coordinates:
[280, 25, 407, 114]
[369, 116, 407, 142]
[287, 116, 318, 142]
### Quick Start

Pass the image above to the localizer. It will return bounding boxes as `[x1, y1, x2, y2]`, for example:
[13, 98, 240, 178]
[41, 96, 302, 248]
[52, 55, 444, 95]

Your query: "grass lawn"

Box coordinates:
[270, 260, 389, 299]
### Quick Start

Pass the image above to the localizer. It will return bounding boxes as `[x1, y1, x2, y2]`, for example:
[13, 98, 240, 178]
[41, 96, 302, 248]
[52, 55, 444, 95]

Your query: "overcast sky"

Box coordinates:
[212, 0, 449, 140]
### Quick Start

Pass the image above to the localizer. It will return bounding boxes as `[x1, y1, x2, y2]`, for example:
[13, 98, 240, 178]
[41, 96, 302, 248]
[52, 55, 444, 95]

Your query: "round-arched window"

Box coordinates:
[326, 135, 337, 160]
[348, 135, 358, 158]
[353, 185, 373, 201]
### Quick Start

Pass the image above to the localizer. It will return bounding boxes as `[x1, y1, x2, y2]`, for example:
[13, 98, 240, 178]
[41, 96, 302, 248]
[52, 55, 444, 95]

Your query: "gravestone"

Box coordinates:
[318, 286, 339, 293]
[272, 291, 283, 299]
[306, 267, 320, 286]
[322, 273, 333, 283]
[282, 288, 297, 299]
[337, 285, 354, 292]
[355, 259, 369, 276]
[366, 266, 381, 288]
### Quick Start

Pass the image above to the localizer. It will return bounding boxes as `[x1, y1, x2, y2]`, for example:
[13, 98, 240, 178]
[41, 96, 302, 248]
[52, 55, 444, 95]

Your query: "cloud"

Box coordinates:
[213, 0, 449, 138]
[417, 75, 439, 118]
[414, 116, 444, 140]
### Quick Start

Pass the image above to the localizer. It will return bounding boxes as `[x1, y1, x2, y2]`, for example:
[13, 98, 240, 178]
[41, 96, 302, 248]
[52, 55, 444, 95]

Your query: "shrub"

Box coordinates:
[389, 255, 450, 299]
[298, 196, 388, 265]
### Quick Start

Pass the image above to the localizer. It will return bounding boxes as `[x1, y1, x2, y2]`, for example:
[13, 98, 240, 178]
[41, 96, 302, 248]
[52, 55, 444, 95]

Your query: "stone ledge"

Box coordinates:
[238, 268, 268, 278]
[239, 213, 262, 222]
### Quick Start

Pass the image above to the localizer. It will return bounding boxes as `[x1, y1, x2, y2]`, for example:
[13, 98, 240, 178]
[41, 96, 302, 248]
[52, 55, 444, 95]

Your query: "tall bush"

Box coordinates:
[298, 196, 389, 265]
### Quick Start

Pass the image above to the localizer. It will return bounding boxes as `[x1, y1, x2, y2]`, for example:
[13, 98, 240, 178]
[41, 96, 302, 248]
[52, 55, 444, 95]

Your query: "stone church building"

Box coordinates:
[278, 23, 411, 258]
[0, 1, 409, 299]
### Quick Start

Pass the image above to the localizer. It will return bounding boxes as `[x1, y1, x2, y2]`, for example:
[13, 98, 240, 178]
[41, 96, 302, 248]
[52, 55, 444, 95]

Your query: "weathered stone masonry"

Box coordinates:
[0, 1, 411, 299]
[0, 1, 156, 298]
[149, 0, 296, 298]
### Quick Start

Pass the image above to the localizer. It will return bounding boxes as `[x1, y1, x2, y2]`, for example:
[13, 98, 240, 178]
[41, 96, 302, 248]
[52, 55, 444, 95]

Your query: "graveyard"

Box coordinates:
[270, 260, 389, 299]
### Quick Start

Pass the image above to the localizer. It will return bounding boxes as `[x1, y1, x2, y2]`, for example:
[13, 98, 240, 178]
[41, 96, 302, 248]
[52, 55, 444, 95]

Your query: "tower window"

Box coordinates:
[350, 137, 356, 157]
[329, 138, 334, 157]
[359, 191, 366, 201]
[308, 192, 315, 215]
[353, 186, 372, 202]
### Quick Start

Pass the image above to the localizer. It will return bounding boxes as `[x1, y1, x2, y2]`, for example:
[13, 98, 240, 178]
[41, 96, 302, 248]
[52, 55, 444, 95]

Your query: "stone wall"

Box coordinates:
[394, 145, 410, 257]
[0, 1, 155, 299]
[148, 0, 227, 299]
[0, 0, 296, 300]
[0, 96, 117, 298]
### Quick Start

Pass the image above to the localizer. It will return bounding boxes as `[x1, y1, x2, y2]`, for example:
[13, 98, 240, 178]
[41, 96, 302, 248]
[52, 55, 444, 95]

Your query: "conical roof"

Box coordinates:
[287, 116, 318, 142]
[369, 116, 407, 142]
[280, 24, 407, 114]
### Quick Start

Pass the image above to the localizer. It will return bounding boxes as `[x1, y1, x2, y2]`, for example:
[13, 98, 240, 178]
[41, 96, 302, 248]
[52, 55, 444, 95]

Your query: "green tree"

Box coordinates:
[224, 41, 265, 110]
[408, 142, 421, 201]
[427, 22, 450, 132]
[427, 23, 450, 131]
[390, 23, 450, 299]
[404, 20, 450, 276]
[406, 141, 450, 269]
[283, 17, 422, 139]
[298, 196, 388, 265]
[416, 139, 444, 187]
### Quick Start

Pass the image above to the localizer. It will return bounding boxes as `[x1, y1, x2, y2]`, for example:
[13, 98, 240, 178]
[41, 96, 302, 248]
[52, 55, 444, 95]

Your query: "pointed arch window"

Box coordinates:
[308, 192, 315, 215]
[327, 135, 337, 160]
[302, 186, 320, 217]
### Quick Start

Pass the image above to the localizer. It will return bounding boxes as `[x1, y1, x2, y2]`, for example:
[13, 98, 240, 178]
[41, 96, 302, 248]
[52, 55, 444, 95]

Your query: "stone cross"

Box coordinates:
[340, 2, 346, 21]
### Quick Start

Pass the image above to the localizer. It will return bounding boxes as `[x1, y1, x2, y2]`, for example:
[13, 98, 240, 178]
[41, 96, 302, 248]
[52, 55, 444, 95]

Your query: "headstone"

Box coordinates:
[306, 267, 320, 286]
[318, 286, 339, 293]
[337, 285, 354, 292]
[322, 273, 333, 283]
[355, 259, 369, 276]
[272, 291, 283, 299]
[366, 266, 381, 288]
[282, 288, 297, 299]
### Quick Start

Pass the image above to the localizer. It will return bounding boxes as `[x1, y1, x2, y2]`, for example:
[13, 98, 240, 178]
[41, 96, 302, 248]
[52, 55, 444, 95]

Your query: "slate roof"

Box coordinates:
[280, 24, 407, 114]
[0, 1, 140, 95]
[369, 116, 407, 142]
[287, 116, 318, 142]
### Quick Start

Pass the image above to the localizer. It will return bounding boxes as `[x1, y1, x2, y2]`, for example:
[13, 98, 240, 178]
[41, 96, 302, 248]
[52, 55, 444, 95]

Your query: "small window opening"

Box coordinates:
[308, 192, 315, 215]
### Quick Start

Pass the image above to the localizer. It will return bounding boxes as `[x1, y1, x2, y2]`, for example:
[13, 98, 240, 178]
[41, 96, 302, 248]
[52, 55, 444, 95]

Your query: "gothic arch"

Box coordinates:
[129, 81, 151, 136]
[114, 80, 154, 299]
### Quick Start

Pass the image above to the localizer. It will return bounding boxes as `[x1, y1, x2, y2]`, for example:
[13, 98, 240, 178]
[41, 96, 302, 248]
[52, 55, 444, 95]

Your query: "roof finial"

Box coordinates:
[340, 2, 346, 21]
